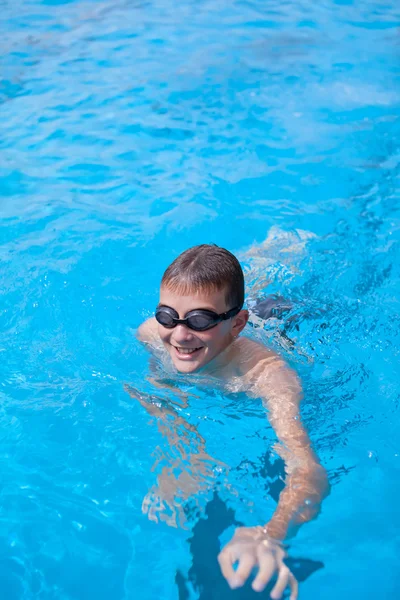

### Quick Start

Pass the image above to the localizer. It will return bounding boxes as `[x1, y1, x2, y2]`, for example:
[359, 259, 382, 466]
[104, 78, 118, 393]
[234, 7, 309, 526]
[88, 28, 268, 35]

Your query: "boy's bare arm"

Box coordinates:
[244, 348, 329, 539]
[124, 383, 226, 527]
[217, 340, 328, 597]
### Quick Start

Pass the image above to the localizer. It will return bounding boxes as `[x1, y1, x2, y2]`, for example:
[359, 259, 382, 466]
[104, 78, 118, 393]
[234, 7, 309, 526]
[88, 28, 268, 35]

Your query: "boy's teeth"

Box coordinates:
[176, 347, 200, 354]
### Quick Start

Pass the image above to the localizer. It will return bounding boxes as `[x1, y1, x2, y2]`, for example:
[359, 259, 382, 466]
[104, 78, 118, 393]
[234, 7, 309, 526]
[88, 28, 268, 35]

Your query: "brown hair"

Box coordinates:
[161, 244, 244, 309]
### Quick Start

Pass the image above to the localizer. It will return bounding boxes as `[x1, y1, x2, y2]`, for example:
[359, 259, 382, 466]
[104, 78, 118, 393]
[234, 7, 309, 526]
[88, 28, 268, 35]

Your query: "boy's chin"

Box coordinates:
[172, 357, 203, 374]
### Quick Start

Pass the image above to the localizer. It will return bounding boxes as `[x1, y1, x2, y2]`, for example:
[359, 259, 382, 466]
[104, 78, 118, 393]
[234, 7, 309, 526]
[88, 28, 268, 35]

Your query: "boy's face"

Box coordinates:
[158, 285, 247, 374]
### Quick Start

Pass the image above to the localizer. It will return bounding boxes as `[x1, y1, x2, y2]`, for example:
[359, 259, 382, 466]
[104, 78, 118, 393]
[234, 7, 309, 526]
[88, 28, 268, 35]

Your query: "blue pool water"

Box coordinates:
[1, 0, 400, 598]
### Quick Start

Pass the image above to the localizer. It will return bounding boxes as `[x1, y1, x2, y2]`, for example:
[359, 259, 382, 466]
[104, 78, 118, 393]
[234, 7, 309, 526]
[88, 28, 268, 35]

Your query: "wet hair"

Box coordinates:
[161, 244, 244, 309]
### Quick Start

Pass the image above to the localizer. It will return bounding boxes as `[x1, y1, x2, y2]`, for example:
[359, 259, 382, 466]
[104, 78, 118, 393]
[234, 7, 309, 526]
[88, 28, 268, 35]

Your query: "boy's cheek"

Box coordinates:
[158, 328, 171, 346]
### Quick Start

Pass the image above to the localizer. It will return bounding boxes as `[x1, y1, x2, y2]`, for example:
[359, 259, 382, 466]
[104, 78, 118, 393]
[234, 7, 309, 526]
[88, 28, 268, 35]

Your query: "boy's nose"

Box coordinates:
[172, 324, 195, 342]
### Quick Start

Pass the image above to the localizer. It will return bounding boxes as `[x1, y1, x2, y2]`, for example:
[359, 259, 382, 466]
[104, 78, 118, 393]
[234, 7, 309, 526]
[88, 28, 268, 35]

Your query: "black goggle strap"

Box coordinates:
[220, 306, 242, 320]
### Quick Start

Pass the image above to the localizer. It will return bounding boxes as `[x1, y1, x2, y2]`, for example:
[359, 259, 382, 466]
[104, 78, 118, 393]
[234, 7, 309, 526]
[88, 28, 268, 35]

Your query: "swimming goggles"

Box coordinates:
[155, 305, 241, 332]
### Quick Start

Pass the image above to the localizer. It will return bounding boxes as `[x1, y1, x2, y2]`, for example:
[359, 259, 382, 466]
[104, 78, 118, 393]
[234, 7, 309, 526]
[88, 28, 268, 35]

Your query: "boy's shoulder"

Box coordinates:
[233, 337, 301, 401]
[137, 317, 159, 345]
[234, 336, 282, 377]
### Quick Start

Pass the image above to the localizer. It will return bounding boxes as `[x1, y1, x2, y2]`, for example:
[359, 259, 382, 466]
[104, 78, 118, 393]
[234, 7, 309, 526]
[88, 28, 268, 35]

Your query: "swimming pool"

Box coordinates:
[1, 0, 399, 598]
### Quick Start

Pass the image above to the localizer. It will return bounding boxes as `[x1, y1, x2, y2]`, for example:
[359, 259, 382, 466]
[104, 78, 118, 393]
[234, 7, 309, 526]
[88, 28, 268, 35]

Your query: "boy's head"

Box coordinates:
[157, 244, 248, 373]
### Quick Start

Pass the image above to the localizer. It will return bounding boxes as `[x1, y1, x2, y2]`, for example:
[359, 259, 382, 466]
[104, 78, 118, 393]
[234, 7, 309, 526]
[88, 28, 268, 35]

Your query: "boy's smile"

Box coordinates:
[158, 286, 247, 373]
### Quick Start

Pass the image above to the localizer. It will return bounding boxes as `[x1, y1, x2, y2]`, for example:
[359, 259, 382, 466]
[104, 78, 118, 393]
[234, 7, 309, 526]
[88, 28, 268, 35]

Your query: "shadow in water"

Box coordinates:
[176, 452, 324, 599]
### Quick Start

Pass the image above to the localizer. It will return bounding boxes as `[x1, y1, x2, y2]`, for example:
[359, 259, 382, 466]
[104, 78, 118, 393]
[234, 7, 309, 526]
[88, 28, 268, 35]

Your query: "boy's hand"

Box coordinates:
[218, 526, 298, 599]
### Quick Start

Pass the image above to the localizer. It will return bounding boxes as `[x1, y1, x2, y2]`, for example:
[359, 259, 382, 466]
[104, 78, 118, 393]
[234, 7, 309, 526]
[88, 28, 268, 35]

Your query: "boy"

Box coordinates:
[134, 244, 329, 600]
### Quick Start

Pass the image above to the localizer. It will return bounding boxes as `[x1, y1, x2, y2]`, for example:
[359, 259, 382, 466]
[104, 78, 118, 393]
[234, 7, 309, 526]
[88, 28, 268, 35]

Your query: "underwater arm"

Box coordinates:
[124, 384, 225, 527]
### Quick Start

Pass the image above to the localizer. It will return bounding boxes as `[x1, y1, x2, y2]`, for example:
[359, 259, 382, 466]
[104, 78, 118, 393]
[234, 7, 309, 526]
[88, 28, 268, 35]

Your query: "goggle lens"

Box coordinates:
[155, 309, 178, 328]
[186, 313, 217, 331]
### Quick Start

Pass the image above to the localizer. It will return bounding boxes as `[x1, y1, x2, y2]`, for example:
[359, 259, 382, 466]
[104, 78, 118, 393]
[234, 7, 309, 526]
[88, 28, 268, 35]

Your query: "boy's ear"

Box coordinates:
[232, 309, 249, 336]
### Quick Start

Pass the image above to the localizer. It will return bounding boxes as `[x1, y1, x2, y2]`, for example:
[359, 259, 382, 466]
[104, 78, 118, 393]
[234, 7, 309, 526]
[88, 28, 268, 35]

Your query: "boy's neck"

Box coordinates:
[197, 337, 238, 376]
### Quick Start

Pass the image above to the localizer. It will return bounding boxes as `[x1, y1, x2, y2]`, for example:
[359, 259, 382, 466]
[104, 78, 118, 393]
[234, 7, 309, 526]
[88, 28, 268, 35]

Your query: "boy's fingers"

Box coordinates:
[251, 552, 275, 592]
[218, 551, 254, 589]
[218, 550, 236, 584]
[270, 565, 290, 599]
[233, 554, 255, 587]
